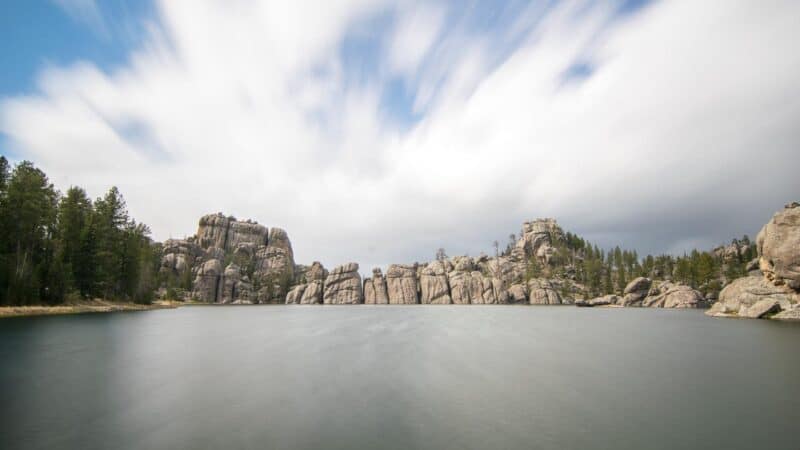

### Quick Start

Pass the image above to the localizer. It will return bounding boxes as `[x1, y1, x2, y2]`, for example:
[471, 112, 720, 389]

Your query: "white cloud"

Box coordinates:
[387, 3, 446, 79]
[3, 0, 800, 273]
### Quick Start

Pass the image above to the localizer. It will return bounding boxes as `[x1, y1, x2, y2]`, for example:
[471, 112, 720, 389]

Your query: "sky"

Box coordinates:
[1, 0, 799, 273]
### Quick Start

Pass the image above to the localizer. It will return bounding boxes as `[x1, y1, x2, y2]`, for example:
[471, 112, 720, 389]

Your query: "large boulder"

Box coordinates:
[620, 277, 652, 307]
[706, 276, 798, 318]
[386, 264, 419, 304]
[420, 261, 452, 304]
[323, 263, 363, 304]
[757, 202, 800, 290]
[364, 268, 389, 304]
[528, 279, 562, 305]
[739, 299, 782, 319]
[643, 282, 704, 308]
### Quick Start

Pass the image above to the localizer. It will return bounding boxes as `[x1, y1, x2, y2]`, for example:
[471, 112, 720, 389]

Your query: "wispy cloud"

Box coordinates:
[3, 0, 799, 272]
[51, 0, 109, 37]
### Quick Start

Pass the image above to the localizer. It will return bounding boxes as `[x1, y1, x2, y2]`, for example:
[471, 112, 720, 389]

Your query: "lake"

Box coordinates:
[1, 306, 798, 450]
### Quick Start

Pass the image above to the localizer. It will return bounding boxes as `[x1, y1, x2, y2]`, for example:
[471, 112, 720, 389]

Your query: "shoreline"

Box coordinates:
[0, 299, 180, 319]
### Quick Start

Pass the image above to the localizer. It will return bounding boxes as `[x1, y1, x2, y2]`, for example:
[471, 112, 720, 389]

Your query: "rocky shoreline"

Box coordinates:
[150, 201, 799, 322]
[705, 202, 800, 321]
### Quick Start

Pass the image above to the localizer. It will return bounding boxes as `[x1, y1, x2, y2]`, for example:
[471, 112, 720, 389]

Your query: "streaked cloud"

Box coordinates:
[2, 0, 799, 272]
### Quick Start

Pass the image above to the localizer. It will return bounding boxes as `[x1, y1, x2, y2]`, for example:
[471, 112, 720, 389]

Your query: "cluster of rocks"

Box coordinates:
[157, 204, 799, 321]
[281, 220, 575, 306]
[159, 213, 295, 304]
[160, 216, 579, 306]
[706, 202, 800, 320]
[358, 256, 571, 306]
[575, 277, 705, 308]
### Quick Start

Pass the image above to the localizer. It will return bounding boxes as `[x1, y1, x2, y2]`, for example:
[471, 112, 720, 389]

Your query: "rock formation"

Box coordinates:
[364, 268, 389, 304]
[515, 218, 562, 265]
[159, 238, 203, 277]
[420, 261, 452, 304]
[159, 208, 800, 320]
[163, 213, 297, 304]
[619, 277, 652, 307]
[708, 202, 800, 320]
[757, 202, 800, 290]
[449, 258, 486, 304]
[287, 261, 326, 304]
[323, 263, 363, 305]
[642, 282, 704, 308]
[706, 276, 798, 318]
[192, 259, 222, 302]
[386, 264, 419, 304]
[527, 279, 562, 305]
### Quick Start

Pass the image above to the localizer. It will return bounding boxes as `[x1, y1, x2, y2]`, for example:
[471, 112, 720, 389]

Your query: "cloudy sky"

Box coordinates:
[1, 0, 798, 271]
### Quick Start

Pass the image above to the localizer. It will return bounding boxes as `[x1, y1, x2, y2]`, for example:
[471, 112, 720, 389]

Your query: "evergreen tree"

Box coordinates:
[0, 161, 58, 305]
[55, 186, 93, 294]
[92, 187, 130, 299]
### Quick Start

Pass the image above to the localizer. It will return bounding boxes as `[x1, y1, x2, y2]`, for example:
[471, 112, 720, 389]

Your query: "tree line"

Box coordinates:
[522, 229, 755, 298]
[0, 157, 158, 306]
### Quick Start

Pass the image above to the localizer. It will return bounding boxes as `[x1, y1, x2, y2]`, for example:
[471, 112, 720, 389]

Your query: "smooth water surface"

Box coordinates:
[1, 306, 798, 450]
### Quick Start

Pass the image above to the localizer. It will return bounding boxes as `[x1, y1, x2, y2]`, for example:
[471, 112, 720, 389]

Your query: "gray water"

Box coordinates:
[1, 306, 798, 450]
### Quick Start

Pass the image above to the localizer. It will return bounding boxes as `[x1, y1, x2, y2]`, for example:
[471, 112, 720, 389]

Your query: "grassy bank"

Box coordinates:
[0, 299, 180, 318]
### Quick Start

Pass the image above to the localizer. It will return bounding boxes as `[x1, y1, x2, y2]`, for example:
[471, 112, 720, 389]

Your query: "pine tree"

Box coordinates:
[92, 187, 130, 299]
[56, 186, 93, 294]
[0, 161, 58, 305]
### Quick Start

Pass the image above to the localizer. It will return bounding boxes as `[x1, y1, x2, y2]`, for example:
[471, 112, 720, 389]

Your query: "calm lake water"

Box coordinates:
[1, 306, 798, 450]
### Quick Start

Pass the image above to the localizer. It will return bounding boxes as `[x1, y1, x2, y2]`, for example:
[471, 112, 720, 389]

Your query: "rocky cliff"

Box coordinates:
[706, 202, 800, 320]
[160, 213, 295, 304]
